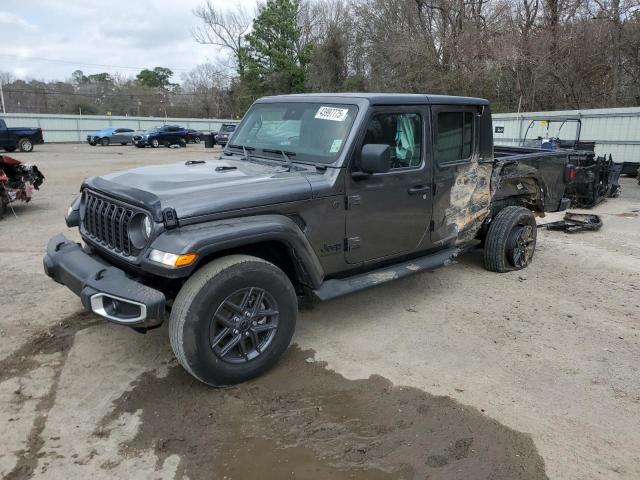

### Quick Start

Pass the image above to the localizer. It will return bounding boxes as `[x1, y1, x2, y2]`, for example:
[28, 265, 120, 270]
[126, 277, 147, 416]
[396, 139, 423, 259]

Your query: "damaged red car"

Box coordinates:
[0, 155, 45, 219]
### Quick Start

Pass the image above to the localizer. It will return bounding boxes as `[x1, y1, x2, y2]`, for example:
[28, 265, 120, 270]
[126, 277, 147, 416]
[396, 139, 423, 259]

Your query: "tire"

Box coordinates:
[121, 142, 127, 146]
[150, 138, 159, 148]
[100, 137, 110, 146]
[484, 206, 537, 273]
[17, 138, 34, 152]
[4, 146, 16, 152]
[169, 255, 297, 386]
[194, 136, 201, 144]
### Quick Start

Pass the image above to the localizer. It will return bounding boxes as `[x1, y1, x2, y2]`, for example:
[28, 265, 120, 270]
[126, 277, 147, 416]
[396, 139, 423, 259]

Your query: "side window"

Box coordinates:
[363, 113, 422, 169]
[436, 111, 474, 164]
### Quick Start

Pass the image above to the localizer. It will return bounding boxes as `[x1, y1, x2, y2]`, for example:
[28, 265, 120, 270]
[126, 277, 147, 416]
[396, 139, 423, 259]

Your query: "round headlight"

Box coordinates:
[128, 213, 152, 249]
[143, 216, 152, 239]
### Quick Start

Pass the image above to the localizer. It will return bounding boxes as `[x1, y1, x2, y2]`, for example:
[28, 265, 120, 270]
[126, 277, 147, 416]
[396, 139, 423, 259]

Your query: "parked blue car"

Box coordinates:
[87, 127, 137, 146]
[132, 125, 188, 148]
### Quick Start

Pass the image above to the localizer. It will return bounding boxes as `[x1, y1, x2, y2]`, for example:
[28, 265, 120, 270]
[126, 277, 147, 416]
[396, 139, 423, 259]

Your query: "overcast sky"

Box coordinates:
[0, 0, 257, 83]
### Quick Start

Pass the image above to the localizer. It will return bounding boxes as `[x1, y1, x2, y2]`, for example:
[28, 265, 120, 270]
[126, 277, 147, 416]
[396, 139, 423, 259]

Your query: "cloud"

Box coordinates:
[0, 11, 37, 31]
[0, 0, 257, 83]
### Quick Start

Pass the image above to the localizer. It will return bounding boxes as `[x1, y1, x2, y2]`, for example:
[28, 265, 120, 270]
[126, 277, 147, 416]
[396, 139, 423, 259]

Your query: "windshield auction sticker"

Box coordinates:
[315, 106, 349, 122]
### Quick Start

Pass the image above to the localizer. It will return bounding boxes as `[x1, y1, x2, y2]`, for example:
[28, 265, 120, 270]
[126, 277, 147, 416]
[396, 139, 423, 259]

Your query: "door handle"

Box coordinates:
[408, 185, 431, 195]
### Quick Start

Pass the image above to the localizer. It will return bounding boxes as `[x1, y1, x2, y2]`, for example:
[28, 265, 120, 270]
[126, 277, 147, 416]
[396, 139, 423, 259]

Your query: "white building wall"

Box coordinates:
[492, 107, 640, 163]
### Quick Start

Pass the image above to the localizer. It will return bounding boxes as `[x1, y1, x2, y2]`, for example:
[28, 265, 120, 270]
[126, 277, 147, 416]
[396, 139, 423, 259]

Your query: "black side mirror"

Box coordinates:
[358, 144, 391, 175]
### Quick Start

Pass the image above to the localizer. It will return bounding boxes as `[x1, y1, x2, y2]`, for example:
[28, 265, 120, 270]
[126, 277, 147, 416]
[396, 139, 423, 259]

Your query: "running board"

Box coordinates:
[313, 247, 460, 301]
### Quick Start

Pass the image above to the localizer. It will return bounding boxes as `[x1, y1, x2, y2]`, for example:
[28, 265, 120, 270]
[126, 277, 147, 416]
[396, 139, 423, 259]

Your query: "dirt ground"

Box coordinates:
[0, 143, 638, 480]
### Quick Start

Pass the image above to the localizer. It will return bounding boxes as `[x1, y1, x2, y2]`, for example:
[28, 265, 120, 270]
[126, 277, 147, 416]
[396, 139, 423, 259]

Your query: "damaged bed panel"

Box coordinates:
[0, 155, 45, 219]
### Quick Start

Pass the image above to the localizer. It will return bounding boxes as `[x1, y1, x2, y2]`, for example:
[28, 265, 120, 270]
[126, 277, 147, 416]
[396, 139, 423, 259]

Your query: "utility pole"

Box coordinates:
[0, 80, 6, 114]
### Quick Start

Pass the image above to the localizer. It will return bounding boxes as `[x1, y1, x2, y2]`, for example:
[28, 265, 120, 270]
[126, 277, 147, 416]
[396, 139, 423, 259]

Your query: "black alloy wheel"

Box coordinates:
[210, 287, 279, 363]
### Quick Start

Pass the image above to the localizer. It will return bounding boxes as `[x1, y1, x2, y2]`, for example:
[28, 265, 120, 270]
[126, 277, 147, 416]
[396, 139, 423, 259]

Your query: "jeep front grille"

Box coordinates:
[83, 191, 134, 255]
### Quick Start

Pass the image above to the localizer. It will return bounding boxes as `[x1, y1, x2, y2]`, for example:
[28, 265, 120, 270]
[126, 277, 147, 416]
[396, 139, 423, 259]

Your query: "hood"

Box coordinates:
[91, 157, 313, 219]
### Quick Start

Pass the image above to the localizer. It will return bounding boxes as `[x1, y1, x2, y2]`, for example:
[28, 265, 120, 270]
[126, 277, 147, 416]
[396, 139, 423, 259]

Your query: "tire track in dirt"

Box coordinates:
[97, 346, 549, 480]
[2, 312, 100, 480]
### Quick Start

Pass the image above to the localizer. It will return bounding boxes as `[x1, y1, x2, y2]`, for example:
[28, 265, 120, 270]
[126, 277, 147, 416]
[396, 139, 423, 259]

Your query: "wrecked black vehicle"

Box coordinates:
[44, 94, 574, 386]
[519, 118, 622, 208]
[0, 155, 45, 219]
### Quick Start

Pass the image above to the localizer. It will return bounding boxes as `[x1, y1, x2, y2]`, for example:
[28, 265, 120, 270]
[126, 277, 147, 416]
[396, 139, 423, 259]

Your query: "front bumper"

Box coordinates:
[133, 138, 149, 146]
[43, 234, 166, 327]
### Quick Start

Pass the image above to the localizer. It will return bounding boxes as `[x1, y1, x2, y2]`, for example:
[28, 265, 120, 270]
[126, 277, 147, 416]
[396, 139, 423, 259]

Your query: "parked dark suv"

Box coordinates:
[44, 93, 574, 387]
[214, 124, 236, 146]
[133, 125, 188, 148]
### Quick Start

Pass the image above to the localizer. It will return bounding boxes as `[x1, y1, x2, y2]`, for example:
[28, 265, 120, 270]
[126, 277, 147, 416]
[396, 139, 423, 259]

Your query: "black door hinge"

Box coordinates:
[162, 208, 179, 229]
[345, 236, 361, 251]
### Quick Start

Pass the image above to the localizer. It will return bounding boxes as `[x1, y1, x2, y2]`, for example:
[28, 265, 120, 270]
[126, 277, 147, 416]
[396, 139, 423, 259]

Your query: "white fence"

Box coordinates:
[2, 107, 639, 163]
[0, 113, 238, 143]
[492, 107, 640, 164]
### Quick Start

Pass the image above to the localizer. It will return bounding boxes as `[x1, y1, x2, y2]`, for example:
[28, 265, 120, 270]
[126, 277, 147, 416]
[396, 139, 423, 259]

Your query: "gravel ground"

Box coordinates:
[0, 144, 638, 479]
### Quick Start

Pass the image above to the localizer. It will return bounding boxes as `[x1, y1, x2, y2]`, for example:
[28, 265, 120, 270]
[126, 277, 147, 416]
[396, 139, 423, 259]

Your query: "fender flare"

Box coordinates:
[142, 214, 324, 287]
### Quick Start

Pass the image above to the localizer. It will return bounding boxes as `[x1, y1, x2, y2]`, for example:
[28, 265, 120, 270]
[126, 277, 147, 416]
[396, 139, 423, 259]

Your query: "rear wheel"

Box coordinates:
[100, 137, 110, 146]
[169, 255, 297, 386]
[17, 138, 34, 152]
[484, 206, 537, 273]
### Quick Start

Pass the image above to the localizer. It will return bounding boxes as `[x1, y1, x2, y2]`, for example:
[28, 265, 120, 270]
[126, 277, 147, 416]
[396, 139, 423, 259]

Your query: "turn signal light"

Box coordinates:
[149, 249, 198, 268]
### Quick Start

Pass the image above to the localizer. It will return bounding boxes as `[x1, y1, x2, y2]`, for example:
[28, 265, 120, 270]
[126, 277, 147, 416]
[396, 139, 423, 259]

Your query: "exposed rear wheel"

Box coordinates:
[169, 255, 297, 386]
[484, 206, 537, 273]
[17, 138, 34, 152]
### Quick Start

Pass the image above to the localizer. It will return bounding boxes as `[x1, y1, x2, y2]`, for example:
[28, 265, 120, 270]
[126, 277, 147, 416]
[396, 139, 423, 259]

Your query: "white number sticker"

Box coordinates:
[315, 106, 349, 122]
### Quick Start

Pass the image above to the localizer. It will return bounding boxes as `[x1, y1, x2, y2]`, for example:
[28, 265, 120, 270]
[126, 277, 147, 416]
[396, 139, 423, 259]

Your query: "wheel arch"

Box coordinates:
[145, 215, 324, 289]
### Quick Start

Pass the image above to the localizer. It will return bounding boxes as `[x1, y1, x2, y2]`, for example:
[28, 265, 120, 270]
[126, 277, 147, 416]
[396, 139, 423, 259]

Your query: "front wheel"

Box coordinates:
[100, 137, 110, 146]
[484, 206, 537, 273]
[193, 136, 201, 144]
[169, 255, 297, 386]
[17, 138, 34, 152]
[150, 138, 159, 148]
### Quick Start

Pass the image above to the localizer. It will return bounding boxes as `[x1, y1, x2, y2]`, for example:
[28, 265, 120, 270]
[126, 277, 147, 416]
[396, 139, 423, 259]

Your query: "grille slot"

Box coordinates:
[82, 191, 135, 255]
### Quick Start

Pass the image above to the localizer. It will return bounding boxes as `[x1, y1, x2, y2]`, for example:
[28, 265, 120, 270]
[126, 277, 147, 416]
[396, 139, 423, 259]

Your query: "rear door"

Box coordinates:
[345, 106, 433, 264]
[430, 104, 489, 244]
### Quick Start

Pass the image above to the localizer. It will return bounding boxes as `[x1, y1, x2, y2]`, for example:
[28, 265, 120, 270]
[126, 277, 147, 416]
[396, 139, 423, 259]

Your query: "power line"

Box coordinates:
[0, 53, 195, 73]
[4, 88, 213, 98]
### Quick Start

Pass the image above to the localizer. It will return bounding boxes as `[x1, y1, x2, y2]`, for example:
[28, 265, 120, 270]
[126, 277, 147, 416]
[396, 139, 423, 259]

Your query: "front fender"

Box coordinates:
[142, 215, 324, 287]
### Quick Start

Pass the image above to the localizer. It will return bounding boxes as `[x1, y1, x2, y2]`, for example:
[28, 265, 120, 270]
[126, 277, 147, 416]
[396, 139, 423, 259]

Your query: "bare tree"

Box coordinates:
[192, 2, 253, 75]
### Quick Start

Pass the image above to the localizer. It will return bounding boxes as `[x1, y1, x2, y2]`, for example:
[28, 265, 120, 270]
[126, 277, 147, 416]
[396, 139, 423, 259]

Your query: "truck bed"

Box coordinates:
[492, 146, 569, 213]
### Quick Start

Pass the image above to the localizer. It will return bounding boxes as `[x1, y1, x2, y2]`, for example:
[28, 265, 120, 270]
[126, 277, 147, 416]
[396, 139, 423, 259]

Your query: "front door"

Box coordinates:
[345, 107, 433, 264]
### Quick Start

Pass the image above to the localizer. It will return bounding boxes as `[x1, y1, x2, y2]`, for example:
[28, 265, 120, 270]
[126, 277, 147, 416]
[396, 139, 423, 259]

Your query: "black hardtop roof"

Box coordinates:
[257, 92, 489, 106]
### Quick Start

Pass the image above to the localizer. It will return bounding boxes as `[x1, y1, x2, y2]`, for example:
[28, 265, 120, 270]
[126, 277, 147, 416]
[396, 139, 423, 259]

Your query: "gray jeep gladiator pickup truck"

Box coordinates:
[44, 93, 572, 386]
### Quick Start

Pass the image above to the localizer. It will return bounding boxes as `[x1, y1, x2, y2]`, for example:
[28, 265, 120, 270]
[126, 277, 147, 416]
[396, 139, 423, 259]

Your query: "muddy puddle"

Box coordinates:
[100, 347, 548, 480]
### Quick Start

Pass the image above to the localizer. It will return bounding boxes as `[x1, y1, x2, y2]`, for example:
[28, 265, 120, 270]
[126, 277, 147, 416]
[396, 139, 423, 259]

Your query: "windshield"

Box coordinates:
[229, 102, 358, 164]
[144, 127, 160, 134]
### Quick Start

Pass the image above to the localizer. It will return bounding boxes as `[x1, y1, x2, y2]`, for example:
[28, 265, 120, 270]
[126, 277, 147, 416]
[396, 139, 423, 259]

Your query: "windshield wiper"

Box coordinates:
[262, 148, 296, 171]
[226, 144, 255, 162]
